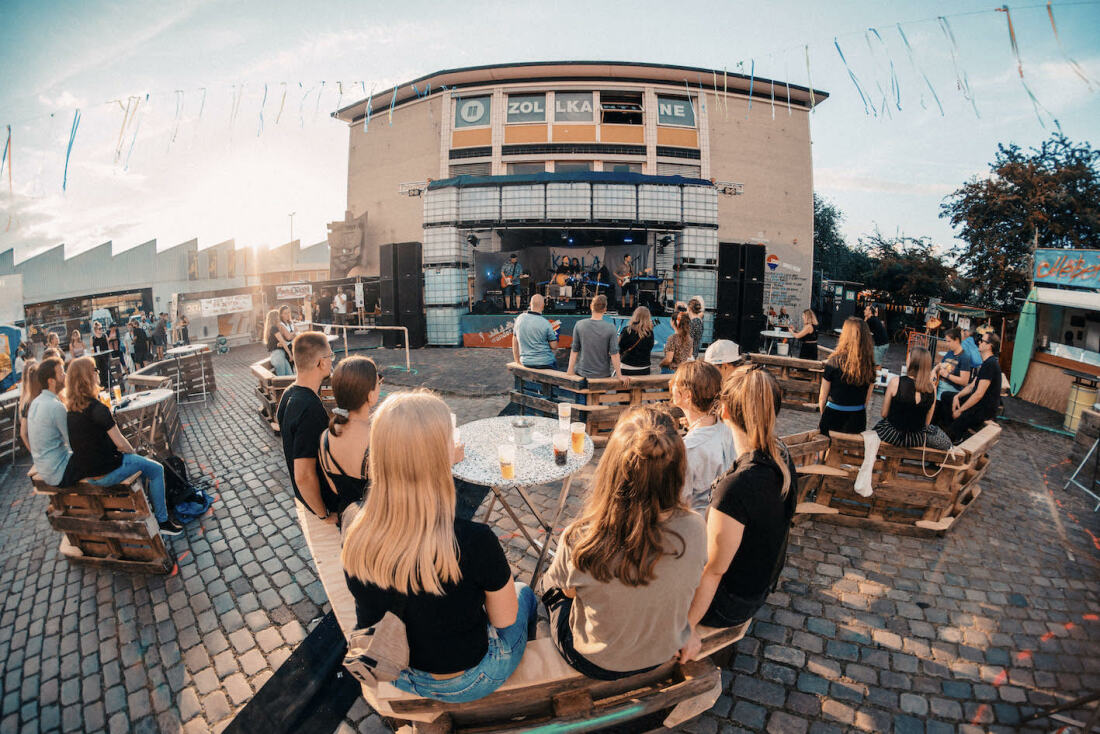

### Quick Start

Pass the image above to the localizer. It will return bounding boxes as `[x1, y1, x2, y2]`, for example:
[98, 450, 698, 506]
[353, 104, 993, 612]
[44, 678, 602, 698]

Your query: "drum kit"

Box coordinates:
[534, 266, 665, 311]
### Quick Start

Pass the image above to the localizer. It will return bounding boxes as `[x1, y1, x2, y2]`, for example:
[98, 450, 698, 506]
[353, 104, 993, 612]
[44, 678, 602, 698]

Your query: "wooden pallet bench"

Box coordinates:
[0, 389, 28, 466]
[126, 346, 216, 399]
[746, 353, 824, 411]
[785, 422, 1001, 536]
[31, 469, 174, 574]
[295, 503, 745, 733]
[506, 363, 671, 447]
[251, 358, 334, 435]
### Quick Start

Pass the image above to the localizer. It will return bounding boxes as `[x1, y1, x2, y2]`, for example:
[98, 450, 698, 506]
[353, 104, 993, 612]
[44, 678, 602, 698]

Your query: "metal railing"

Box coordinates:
[313, 322, 412, 373]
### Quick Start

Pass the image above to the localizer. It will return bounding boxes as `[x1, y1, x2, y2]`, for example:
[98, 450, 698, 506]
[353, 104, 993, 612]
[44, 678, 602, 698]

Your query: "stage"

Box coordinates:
[460, 312, 675, 351]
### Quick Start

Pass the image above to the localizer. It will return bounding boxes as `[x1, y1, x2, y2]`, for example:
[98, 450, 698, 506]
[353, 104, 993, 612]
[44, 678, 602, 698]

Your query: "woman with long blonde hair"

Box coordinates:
[264, 308, 294, 376]
[671, 360, 736, 512]
[68, 329, 86, 361]
[792, 308, 819, 360]
[618, 306, 655, 376]
[817, 316, 875, 436]
[542, 406, 706, 679]
[18, 359, 40, 452]
[873, 347, 952, 450]
[63, 357, 180, 535]
[342, 391, 535, 702]
[679, 365, 797, 661]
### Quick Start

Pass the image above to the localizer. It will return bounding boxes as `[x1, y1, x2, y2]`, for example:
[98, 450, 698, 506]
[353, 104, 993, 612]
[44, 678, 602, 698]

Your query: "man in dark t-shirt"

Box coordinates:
[316, 290, 333, 324]
[864, 305, 889, 367]
[276, 331, 338, 523]
[946, 332, 1002, 442]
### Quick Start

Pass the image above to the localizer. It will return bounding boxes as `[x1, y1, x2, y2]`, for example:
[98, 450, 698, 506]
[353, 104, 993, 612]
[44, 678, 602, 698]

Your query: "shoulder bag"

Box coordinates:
[343, 594, 409, 685]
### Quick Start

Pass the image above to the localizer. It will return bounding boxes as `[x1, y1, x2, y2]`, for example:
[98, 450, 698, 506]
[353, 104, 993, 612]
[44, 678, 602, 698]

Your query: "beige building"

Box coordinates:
[332, 61, 825, 345]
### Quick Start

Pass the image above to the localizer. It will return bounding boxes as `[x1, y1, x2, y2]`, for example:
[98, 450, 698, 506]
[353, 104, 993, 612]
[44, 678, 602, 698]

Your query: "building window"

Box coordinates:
[656, 95, 696, 127]
[207, 252, 218, 279]
[606, 162, 642, 173]
[507, 162, 546, 174]
[656, 162, 701, 177]
[506, 93, 546, 123]
[554, 91, 594, 122]
[450, 162, 492, 176]
[555, 161, 593, 173]
[454, 95, 491, 128]
[601, 91, 643, 125]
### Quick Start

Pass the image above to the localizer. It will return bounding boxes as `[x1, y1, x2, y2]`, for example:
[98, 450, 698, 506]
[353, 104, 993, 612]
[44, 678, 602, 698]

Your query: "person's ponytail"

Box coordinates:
[721, 367, 791, 498]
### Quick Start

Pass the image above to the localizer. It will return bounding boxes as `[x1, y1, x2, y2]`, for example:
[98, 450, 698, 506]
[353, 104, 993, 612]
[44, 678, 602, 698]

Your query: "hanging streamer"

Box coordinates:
[2, 124, 11, 231]
[938, 17, 979, 117]
[1047, 1, 1096, 90]
[722, 68, 728, 117]
[0, 125, 9, 180]
[364, 85, 375, 132]
[170, 90, 184, 147]
[897, 24, 943, 115]
[747, 60, 755, 116]
[257, 83, 268, 136]
[229, 84, 244, 133]
[867, 28, 901, 115]
[113, 97, 136, 164]
[275, 82, 287, 125]
[62, 109, 81, 192]
[388, 84, 397, 125]
[125, 94, 149, 171]
[336, 81, 344, 113]
[712, 69, 720, 116]
[834, 38, 873, 116]
[862, 33, 888, 118]
[193, 87, 207, 143]
[804, 46, 816, 110]
[997, 5, 1060, 130]
[697, 76, 706, 114]
[297, 82, 311, 128]
[784, 55, 793, 116]
[314, 81, 326, 120]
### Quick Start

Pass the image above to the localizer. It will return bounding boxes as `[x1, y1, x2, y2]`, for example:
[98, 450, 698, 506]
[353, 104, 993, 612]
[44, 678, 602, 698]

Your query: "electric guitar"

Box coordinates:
[500, 274, 515, 289]
[615, 272, 632, 287]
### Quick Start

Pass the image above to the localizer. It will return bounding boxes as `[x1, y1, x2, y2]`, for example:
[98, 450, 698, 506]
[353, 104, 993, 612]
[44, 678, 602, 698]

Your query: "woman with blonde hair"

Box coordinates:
[792, 309, 819, 360]
[18, 359, 40, 452]
[264, 308, 294, 376]
[542, 406, 706, 679]
[63, 357, 181, 535]
[342, 391, 535, 702]
[679, 366, 797, 660]
[817, 317, 875, 436]
[687, 297, 705, 355]
[618, 306, 655, 376]
[671, 361, 736, 512]
[68, 329, 86, 361]
[660, 312, 694, 374]
[873, 347, 952, 450]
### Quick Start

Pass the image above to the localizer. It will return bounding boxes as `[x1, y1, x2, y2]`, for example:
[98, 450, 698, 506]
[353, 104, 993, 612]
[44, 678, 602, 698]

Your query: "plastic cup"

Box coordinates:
[570, 422, 586, 453]
[553, 432, 569, 466]
[112, 386, 122, 403]
[451, 412, 459, 445]
[498, 443, 516, 479]
[557, 403, 571, 431]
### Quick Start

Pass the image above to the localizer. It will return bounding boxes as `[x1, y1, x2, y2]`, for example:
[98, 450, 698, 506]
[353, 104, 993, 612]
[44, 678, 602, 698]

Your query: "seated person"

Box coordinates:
[680, 366, 797, 660]
[817, 317, 875, 436]
[570, 257, 582, 276]
[946, 332, 1002, 443]
[26, 357, 75, 488]
[18, 359, 40, 453]
[342, 392, 536, 702]
[541, 406, 706, 680]
[567, 295, 630, 382]
[703, 340, 744, 380]
[671, 362, 737, 512]
[872, 347, 952, 451]
[512, 295, 558, 370]
[933, 328, 972, 429]
[63, 357, 181, 535]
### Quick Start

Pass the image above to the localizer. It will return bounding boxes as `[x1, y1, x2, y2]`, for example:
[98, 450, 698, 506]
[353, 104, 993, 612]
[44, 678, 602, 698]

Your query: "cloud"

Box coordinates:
[36, 90, 85, 111]
[815, 168, 955, 197]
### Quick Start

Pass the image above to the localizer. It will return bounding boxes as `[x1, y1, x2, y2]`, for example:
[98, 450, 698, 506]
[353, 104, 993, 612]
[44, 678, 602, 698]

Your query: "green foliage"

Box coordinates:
[813, 194, 874, 282]
[858, 229, 957, 307]
[940, 133, 1100, 311]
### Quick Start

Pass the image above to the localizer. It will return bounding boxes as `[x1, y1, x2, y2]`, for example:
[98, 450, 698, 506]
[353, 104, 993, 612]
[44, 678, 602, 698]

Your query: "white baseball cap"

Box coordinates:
[704, 339, 743, 365]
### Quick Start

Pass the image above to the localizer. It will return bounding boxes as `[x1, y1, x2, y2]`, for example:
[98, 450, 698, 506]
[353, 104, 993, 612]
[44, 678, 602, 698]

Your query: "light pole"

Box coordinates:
[289, 212, 296, 244]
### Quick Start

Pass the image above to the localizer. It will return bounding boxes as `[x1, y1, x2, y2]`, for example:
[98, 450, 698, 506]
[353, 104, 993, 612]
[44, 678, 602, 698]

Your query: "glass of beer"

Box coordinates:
[558, 403, 571, 432]
[553, 432, 569, 466]
[498, 443, 516, 479]
[570, 422, 586, 453]
[112, 385, 122, 403]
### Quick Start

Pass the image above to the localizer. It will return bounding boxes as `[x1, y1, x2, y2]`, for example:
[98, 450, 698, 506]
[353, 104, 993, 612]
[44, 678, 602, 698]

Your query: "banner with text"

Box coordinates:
[1034, 248, 1100, 289]
[200, 294, 253, 318]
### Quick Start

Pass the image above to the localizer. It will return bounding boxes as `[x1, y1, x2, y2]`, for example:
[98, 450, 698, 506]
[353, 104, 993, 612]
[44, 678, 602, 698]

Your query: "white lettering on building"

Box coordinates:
[507, 100, 544, 114]
[659, 102, 688, 118]
[556, 99, 593, 114]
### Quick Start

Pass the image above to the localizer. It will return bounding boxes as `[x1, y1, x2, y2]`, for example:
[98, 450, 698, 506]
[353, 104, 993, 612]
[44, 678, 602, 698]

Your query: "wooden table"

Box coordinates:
[114, 389, 181, 458]
[164, 344, 215, 404]
[452, 416, 593, 585]
[760, 329, 792, 355]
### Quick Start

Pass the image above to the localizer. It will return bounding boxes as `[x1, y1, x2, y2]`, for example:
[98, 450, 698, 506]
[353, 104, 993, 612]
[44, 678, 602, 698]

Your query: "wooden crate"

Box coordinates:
[31, 469, 174, 574]
[251, 358, 334, 435]
[747, 353, 824, 411]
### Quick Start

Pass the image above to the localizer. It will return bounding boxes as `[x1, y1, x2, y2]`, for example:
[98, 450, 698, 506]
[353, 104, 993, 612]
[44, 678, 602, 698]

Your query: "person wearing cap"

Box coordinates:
[704, 340, 744, 380]
[501, 253, 523, 312]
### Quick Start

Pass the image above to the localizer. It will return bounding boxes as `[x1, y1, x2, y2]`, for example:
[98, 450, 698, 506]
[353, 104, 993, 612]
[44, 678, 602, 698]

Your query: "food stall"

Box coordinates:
[1012, 248, 1100, 428]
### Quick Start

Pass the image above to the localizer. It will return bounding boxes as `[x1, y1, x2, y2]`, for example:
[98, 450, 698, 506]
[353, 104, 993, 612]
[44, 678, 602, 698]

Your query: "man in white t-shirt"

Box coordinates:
[333, 289, 348, 325]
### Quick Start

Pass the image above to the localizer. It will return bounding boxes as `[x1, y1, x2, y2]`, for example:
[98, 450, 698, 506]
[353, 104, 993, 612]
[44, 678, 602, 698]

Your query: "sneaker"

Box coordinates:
[159, 519, 184, 536]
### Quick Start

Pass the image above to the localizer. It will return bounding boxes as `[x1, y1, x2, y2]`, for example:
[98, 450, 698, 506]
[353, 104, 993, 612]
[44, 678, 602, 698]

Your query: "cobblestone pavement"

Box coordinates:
[0, 342, 1097, 734]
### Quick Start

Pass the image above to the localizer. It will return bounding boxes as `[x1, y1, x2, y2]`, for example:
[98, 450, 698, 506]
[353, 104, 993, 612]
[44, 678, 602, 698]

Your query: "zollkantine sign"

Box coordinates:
[1034, 248, 1100, 288]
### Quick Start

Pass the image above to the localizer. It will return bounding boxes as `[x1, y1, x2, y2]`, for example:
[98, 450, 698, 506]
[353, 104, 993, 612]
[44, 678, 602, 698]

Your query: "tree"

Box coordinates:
[940, 134, 1100, 311]
[814, 194, 874, 282]
[859, 230, 957, 307]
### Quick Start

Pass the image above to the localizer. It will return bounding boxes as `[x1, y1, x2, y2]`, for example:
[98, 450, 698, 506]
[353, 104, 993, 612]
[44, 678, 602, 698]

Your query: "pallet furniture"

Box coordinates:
[114, 389, 182, 457]
[294, 502, 746, 733]
[506, 363, 671, 447]
[126, 346, 216, 400]
[746, 353, 825, 411]
[0, 388, 27, 466]
[784, 422, 1001, 536]
[250, 358, 334, 435]
[31, 469, 174, 574]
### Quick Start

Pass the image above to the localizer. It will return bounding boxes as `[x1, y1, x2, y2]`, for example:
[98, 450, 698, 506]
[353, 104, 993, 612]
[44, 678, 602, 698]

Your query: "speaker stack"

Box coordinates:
[379, 241, 426, 349]
[714, 242, 766, 354]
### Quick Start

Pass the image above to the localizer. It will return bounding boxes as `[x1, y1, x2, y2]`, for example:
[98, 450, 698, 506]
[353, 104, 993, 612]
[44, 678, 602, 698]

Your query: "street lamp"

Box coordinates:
[289, 212, 296, 244]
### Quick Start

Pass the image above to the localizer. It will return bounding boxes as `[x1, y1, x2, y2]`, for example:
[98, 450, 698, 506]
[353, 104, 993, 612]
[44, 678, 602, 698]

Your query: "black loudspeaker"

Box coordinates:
[384, 316, 425, 349]
[718, 242, 743, 279]
[741, 280, 764, 315]
[713, 313, 739, 341]
[393, 241, 422, 276]
[379, 278, 397, 319]
[742, 244, 765, 283]
[739, 315, 766, 353]
[379, 243, 396, 281]
[716, 277, 740, 313]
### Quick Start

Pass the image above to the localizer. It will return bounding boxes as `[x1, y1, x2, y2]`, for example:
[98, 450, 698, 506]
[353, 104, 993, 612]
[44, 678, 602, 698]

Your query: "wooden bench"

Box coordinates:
[251, 358, 334, 435]
[125, 371, 175, 393]
[747, 353, 825, 411]
[30, 469, 174, 574]
[295, 504, 745, 733]
[785, 423, 1001, 536]
[0, 389, 28, 466]
[506, 363, 671, 447]
[126, 348, 216, 399]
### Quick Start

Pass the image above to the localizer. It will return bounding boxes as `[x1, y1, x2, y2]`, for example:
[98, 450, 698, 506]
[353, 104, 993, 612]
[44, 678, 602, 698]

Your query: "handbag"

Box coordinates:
[343, 595, 409, 685]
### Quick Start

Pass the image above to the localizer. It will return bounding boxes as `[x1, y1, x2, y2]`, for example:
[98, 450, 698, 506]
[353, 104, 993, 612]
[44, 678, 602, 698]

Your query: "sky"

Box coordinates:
[0, 0, 1098, 266]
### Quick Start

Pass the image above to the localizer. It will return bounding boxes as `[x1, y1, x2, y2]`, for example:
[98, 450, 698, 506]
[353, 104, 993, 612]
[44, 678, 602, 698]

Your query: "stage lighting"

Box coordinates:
[467, 233, 479, 248]
[560, 230, 569, 241]
[623, 236, 633, 243]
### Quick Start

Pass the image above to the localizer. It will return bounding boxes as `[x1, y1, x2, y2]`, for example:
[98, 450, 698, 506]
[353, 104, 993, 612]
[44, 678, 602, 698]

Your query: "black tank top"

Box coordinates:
[319, 430, 370, 512]
[803, 324, 818, 343]
[886, 377, 933, 433]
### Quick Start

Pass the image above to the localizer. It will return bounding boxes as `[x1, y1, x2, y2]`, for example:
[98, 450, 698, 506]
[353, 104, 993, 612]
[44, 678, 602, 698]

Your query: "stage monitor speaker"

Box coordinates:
[741, 244, 765, 283]
[739, 314, 767, 353]
[740, 280, 764, 315]
[718, 242, 743, 279]
[713, 313, 739, 342]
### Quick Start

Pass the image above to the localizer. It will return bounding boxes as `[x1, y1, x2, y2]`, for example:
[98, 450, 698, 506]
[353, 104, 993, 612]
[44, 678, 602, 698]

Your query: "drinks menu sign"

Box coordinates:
[1035, 248, 1100, 288]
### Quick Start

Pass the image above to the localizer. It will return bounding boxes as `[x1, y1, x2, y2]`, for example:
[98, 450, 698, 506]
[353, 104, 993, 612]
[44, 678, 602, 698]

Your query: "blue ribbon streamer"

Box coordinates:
[998, 5, 1061, 131]
[0, 125, 9, 179]
[125, 94, 148, 171]
[938, 17, 979, 118]
[747, 59, 755, 115]
[868, 28, 901, 111]
[62, 109, 80, 192]
[897, 24, 943, 115]
[315, 81, 326, 120]
[258, 83, 268, 136]
[389, 84, 397, 125]
[835, 38, 873, 116]
[365, 86, 374, 132]
[804, 46, 816, 111]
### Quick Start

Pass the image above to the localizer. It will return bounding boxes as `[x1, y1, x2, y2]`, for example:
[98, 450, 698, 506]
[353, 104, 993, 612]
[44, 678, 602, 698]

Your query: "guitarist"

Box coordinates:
[501, 253, 523, 312]
[615, 253, 637, 312]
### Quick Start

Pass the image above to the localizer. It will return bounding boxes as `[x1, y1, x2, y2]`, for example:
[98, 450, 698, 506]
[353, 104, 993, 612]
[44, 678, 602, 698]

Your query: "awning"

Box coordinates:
[1033, 286, 1100, 311]
[937, 303, 990, 318]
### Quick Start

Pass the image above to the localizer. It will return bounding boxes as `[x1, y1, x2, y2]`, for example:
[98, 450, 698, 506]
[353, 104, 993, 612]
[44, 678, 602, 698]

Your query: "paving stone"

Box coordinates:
[765, 644, 806, 668]
[731, 701, 766, 729]
[767, 711, 809, 734]
[900, 693, 929, 716]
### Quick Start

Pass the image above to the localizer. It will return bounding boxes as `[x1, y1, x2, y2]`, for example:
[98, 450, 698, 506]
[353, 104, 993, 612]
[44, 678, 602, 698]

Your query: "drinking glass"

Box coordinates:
[570, 422, 586, 453]
[498, 443, 516, 479]
[553, 432, 569, 466]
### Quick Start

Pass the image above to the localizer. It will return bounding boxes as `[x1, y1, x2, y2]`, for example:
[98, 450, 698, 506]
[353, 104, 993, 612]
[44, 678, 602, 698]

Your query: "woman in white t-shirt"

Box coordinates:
[671, 361, 737, 513]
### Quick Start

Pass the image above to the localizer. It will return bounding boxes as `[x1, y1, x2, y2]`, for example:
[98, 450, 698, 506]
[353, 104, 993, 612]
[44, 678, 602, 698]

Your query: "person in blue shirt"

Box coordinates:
[511, 294, 558, 370]
[501, 254, 523, 312]
[960, 327, 982, 368]
[934, 327, 973, 429]
[26, 357, 75, 487]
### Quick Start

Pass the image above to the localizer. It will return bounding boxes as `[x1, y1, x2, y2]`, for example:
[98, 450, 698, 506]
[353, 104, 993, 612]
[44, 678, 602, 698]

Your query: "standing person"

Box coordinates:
[130, 319, 151, 369]
[46, 331, 61, 355]
[703, 340, 744, 381]
[566, 295, 630, 382]
[873, 347, 952, 450]
[817, 317, 875, 436]
[501, 253, 523, 312]
[687, 298, 705, 356]
[68, 330, 86, 361]
[671, 361, 737, 512]
[618, 306, 655, 377]
[120, 322, 135, 373]
[316, 289, 333, 326]
[179, 314, 190, 345]
[679, 366, 797, 660]
[277, 332, 338, 524]
[153, 314, 168, 361]
[26, 357, 74, 487]
[615, 254, 636, 311]
[18, 359, 40, 452]
[660, 312, 694, 375]
[864, 304, 889, 369]
[90, 321, 110, 390]
[63, 357, 181, 535]
[342, 391, 535, 702]
[792, 309, 819, 360]
[333, 288, 348, 326]
[511, 294, 558, 370]
[541, 406, 706, 679]
[945, 332, 1002, 442]
[933, 328, 973, 428]
[264, 309, 294, 377]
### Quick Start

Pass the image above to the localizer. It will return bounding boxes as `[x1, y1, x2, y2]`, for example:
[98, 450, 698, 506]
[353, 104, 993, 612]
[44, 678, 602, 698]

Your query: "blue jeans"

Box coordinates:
[270, 349, 293, 376]
[393, 582, 537, 703]
[89, 453, 169, 523]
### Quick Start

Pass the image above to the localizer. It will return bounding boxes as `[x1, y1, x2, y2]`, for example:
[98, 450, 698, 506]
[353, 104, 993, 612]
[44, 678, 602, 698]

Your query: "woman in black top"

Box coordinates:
[62, 357, 182, 535]
[91, 321, 110, 389]
[687, 298, 705, 356]
[874, 347, 952, 450]
[342, 392, 536, 702]
[618, 306, 655, 376]
[793, 309, 819, 360]
[318, 356, 382, 527]
[817, 317, 875, 436]
[680, 365, 797, 660]
[130, 321, 150, 368]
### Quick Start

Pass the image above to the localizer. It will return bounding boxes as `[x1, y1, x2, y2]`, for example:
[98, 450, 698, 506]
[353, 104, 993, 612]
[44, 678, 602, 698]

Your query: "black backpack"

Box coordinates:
[163, 454, 198, 507]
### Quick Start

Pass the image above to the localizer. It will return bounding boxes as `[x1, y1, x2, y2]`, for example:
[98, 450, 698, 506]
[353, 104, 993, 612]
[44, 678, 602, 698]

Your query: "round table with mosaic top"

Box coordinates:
[452, 416, 593, 585]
